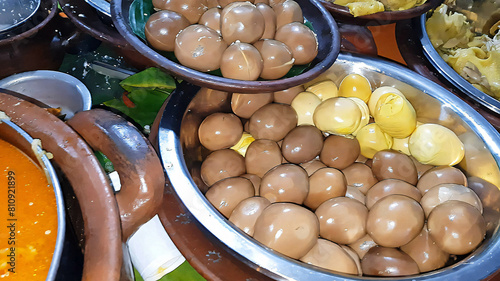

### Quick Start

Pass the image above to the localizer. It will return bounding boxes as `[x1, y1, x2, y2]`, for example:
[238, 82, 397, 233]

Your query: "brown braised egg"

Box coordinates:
[416, 166, 468, 195]
[260, 163, 309, 204]
[315, 197, 368, 244]
[371, 150, 418, 185]
[198, 112, 243, 150]
[256, 3, 277, 39]
[345, 185, 366, 205]
[400, 225, 449, 273]
[220, 42, 263, 81]
[340, 245, 363, 276]
[248, 103, 297, 141]
[198, 7, 222, 34]
[218, 0, 255, 8]
[273, 85, 304, 104]
[145, 10, 190, 52]
[365, 179, 421, 209]
[361, 246, 420, 277]
[342, 163, 378, 195]
[300, 159, 327, 176]
[281, 125, 323, 164]
[366, 194, 424, 247]
[231, 92, 273, 119]
[348, 234, 377, 259]
[220, 2, 265, 44]
[273, 0, 303, 29]
[320, 135, 361, 170]
[427, 200, 486, 255]
[189, 87, 231, 116]
[253, 202, 319, 259]
[205, 176, 255, 217]
[300, 238, 359, 275]
[274, 22, 318, 65]
[253, 39, 294, 80]
[153, 0, 208, 24]
[240, 173, 262, 195]
[200, 149, 246, 186]
[229, 196, 271, 235]
[420, 183, 483, 217]
[468, 177, 500, 233]
[174, 24, 227, 72]
[244, 139, 282, 178]
[304, 167, 347, 210]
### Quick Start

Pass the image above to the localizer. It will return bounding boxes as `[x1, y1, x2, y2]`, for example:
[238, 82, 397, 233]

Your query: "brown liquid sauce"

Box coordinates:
[0, 138, 57, 280]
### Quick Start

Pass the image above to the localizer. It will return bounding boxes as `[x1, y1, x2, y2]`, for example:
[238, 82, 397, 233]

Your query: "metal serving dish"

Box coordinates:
[0, 116, 65, 281]
[157, 52, 500, 280]
[417, 1, 500, 114]
[319, 0, 442, 25]
[0, 70, 92, 120]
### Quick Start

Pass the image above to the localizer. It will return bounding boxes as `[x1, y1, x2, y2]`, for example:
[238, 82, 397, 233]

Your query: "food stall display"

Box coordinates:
[1, 0, 500, 280]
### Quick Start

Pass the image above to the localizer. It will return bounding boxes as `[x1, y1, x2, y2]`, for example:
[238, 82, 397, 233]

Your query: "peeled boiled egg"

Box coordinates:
[305, 79, 339, 101]
[313, 97, 362, 136]
[291, 91, 322, 126]
[373, 93, 417, 139]
[338, 73, 372, 103]
[409, 123, 465, 166]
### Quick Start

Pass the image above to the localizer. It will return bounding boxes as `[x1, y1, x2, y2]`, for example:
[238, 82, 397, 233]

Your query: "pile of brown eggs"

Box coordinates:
[145, 0, 318, 80]
[193, 74, 491, 276]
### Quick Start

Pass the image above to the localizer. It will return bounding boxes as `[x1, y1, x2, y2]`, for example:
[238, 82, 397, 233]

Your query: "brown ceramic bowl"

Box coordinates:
[59, 0, 157, 70]
[111, 0, 341, 93]
[320, 0, 442, 25]
[0, 0, 66, 79]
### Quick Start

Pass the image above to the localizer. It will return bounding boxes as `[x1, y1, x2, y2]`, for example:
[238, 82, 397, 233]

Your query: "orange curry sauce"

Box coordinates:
[0, 138, 57, 279]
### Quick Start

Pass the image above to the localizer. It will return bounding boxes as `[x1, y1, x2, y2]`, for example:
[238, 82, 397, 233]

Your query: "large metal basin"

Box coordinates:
[158, 52, 500, 280]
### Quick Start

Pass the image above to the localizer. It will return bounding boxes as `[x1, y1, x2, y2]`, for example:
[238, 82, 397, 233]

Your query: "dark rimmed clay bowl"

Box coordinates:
[320, 0, 442, 25]
[155, 52, 500, 280]
[395, 18, 500, 132]
[59, 0, 157, 70]
[111, 0, 341, 93]
[0, 0, 65, 79]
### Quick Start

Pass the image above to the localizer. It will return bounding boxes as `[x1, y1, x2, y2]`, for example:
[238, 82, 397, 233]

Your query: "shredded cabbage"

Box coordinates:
[426, 4, 500, 99]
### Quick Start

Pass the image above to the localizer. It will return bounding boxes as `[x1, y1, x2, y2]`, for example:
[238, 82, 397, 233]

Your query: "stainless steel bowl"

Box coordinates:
[0, 70, 92, 119]
[158, 52, 500, 280]
[417, 1, 500, 114]
[0, 116, 65, 281]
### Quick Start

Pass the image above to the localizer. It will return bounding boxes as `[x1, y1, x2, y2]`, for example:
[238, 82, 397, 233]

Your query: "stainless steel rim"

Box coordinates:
[159, 52, 500, 280]
[418, 14, 500, 114]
